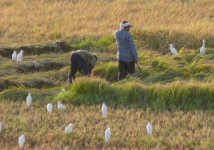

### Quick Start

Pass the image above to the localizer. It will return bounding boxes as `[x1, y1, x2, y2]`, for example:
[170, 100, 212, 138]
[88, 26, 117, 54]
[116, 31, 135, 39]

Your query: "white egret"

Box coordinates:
[47, 103, 52, 113]
[105, 128, 111, 143]
[200, 40, 206, 54]
[65, 124, 73, 133]
[12, 51, 17, 60]
[17, 53, 22, 63]
[147, 122, 153, 136]
[58, 101, 66, 110]
[169, 44, 178, 55]
[20, 50, 24, 59]
[17, 50, 24, 63]
[102, 103, 107, 117]
[19, 135, 25, 148]
[26, 93, 32, 107]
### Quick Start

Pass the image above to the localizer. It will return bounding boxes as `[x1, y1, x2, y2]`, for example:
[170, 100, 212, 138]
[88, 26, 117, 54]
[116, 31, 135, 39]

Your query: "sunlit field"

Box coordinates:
[1, 0, 214, 149]
[1, 101, 214, 149]
[1, 0, 214, 50]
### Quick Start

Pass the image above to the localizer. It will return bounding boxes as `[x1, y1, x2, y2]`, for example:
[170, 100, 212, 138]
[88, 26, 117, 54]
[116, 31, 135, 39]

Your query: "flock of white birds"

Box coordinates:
[0, 95, 153, 148]
[12, 42, 195, 148]
[4, 40, 205, 148]
[169, 40, 206, 55]
[7, 40, 206, 147]
[12, 50, 24, 63]
[11, 40, 206, 64]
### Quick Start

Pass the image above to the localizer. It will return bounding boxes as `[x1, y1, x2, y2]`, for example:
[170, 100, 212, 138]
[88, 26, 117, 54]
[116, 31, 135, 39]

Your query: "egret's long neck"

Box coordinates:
[203, 40, 205, 46]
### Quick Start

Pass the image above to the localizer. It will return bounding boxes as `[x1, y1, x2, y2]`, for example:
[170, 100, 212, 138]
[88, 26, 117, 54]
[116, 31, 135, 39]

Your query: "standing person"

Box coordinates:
[114, 21, 138, 81]
[68, 50, 97, 84]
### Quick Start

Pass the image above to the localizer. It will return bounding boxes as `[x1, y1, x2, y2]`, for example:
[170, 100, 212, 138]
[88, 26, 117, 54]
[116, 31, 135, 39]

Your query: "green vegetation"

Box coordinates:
[0, 87, 59, 102]
[1, 0, 214, 149]
[71, 36, 115, 52]
[55, 77, 214, 110]
[1, 40, 214, 111]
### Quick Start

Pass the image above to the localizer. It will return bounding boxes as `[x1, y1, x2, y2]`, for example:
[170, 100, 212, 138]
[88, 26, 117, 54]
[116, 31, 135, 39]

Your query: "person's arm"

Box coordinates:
[77, 66, 84, 75]
[128, 34, 138, 63]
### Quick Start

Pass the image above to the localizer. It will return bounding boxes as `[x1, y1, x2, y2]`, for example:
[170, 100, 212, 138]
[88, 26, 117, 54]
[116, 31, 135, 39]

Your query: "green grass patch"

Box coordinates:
[71, 36, 115, 51]
[93, 62, 118, 82]
[55, 77, 214, 110]
[192, 72, 206, 80]
[0, 87, 60, 102]
[148, 68, 184, 83]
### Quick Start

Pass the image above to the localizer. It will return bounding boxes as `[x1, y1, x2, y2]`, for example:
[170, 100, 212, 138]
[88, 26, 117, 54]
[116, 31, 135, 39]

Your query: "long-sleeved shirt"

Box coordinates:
[70, 50, 96, 67]
[114, 29, 138, 62]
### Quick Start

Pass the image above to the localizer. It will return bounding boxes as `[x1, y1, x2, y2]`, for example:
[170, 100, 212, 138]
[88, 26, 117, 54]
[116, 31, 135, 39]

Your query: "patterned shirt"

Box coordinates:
[114, 29, 138, 62]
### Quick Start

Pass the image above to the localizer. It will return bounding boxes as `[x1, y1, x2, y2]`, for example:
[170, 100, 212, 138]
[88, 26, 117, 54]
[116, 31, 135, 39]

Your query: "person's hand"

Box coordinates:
[134, 59, 138, 64]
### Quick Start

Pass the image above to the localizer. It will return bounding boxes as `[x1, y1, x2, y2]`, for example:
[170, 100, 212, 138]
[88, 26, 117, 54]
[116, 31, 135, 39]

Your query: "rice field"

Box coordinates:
[1, 0, 214, 51]
[1, 101, 214, 149]
[1, 0, 214, 149]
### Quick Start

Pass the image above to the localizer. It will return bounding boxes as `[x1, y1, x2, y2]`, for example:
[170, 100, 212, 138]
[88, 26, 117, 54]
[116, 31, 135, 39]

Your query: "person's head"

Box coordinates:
[120, 21, 132, 32]
[93, 55, 97, 61]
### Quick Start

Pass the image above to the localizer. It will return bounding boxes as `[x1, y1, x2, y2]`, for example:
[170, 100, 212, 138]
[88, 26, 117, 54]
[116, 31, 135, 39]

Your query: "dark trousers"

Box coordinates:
[68, 53, 90, 83]
[118, 60, 135, 81]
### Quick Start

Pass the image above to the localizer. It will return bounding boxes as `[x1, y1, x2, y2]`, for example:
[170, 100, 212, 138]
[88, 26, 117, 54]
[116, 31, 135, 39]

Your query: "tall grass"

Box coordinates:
[92, 47, 214, 84]
[1, 0, 214, 52]
[2, 1, 214, 148]
[55, 77, 214, 110]
[1, 100, 214, 149]
[0, 87, 59, 102]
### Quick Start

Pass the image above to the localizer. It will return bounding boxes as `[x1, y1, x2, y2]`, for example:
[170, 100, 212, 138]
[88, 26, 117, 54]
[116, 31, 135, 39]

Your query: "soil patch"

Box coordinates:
[16, 61, 69, 73]
[0, 61, 69, 76]
[0, 40, 72, 58]
[0, 79, 57, 92]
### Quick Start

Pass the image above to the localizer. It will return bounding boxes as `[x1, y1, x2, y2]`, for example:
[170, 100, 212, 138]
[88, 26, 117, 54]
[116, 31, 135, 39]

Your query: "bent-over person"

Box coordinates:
[68, 50, 97, 84]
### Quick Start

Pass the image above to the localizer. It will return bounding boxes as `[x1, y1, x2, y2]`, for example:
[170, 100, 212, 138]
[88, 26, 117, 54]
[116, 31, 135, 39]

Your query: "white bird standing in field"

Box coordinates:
[19, 135, 25, 148]
[17, 53, 22, 63]
[169, 44, 178, 55]
[200, 40, 206, 54]
[58, 101, 66, 110]
[105, 128, 111, 143]
[102, 103, 107, 117]
[47, 103, 52, 113]
[26, 93, 32, 107]
[17, 50, 24, 63]
[12, 51, 17, 60]
[20, 50, 24, 58]
[147, 122, 153, 136]
[65, 124, 73, 133]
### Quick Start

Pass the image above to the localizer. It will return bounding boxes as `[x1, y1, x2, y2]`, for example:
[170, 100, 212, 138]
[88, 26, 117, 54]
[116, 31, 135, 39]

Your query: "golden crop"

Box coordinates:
[1, 0, 214, 47]
[1, 101, 214, 149]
